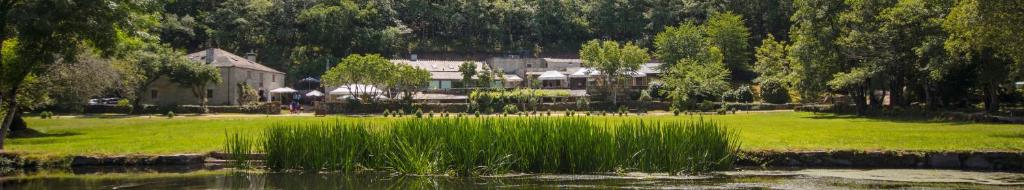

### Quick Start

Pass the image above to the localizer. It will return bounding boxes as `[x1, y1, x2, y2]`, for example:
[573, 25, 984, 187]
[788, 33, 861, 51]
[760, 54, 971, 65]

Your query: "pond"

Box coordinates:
[2, 167, 1022, 189]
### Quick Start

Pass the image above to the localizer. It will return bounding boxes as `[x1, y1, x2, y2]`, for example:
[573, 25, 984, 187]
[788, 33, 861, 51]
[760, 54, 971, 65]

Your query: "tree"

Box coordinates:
[654, 22, 705, 70]
[663, 47, 731, 107]
[943, 0, 1024, 112]
[120, 44, 198, 113]
[390, 64, 430, 100]
[788, 0, 846, 102]
[753, 34, 799, 103]
[168, 60, 222, 113]
[703, 12, 753, 82]
[321, 54, 393, 100]
[458, 61, 478, 89]
[38, 51, 119, 112]
[0, 0, 143, 149]
[579, 40, 650, 106]
[477, 67, 494, 89]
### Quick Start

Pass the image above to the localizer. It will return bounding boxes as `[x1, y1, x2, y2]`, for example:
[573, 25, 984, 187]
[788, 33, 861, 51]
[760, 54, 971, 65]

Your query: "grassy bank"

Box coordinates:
[234, 117, 737, 175]
[8, 112, 1024, 157]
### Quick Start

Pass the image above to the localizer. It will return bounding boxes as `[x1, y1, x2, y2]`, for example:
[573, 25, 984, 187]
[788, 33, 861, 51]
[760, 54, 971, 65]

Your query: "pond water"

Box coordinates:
[2, 168, 1022, 189]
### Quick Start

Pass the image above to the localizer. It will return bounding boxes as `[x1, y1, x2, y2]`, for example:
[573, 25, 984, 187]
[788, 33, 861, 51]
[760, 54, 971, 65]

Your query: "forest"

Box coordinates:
[0, 0, 1023, 144]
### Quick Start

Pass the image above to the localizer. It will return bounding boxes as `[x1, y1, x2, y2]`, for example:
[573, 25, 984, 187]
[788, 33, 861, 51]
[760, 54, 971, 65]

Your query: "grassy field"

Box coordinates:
[7, 111, 1024, 157]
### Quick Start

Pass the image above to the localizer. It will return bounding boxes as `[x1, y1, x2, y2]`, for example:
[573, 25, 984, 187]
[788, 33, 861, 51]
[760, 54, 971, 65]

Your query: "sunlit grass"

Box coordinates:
[9, 112, 1024, 158]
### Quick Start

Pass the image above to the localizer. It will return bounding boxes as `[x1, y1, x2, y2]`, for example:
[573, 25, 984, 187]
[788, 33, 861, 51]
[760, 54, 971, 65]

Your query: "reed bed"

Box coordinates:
[225, 117, 739, 175]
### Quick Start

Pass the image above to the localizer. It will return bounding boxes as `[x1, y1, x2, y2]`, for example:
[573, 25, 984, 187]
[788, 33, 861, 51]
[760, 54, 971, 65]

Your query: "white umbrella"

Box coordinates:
[305, 90, 325, 97]
[330, 84, 383, 95]
[270, 87, 297, 94]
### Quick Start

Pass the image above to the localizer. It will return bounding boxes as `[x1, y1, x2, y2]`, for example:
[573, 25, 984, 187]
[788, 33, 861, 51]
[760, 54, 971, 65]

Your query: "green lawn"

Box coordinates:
[8, 111, 1024, 157]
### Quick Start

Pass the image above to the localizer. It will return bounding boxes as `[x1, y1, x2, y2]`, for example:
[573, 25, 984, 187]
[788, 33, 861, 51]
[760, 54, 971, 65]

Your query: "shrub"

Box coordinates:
[429, 111, 434, 118]
[39, 111, 52, 119]
[699, 100, 715, 112]
[503, 104, 519, 115]
[398, 109, 406, 117]
[116, 99, 133, 114]
[759, 80, 790, 104]
[673, 108, 681, 116]
[546, 110, 551, 116]
[167, 111, 176, 118]
[474, 111, 481, 117]
[724, 85, 755, 103]
[415, 109, 424, 118]
[384, 109, 391, 117]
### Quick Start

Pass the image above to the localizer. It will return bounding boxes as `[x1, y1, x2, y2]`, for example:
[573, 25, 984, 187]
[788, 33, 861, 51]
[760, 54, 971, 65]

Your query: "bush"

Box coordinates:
[116, 99, 133, 114]
[673, 108, 680, 116]
[759, 80, 791, 104]
[429, 111, 434, 118]
[546, 110, 551, 116]
[699, 100, 715, 111]
[39, 111, 53, 119]
[474, 111, 481, 117]
[167, 111, 176, 118]
[725, 85, 754, 103]
[415, 109, 424, 118]
[398, 109, 406, 117]
[384, 109, 391, 117]
[503, 104, 519, 115]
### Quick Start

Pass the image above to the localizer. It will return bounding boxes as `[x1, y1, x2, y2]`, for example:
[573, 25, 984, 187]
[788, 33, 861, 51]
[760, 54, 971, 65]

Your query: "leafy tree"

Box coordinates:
[663, 47, 731, 105]
[0, 0, 144, 149]
[477, 67, 495, 89]
[788, 0, 846, 102]
[753, 34, 799, 96]
[579, 40, 650, 106]
[943, 0, 1024, 112]
[703, 12, 753, 82]
[168, 60, 222, 113]
[390, 64, 430, 100]
[120, 44, 198, 113]
[458, 61, 478, 89]
[654, 22, 705, 70]
[321, 54, 394, 100]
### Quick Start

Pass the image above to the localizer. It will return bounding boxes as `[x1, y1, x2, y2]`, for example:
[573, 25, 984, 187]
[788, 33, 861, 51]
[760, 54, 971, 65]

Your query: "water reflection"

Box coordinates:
[2, 168, 1021, 189]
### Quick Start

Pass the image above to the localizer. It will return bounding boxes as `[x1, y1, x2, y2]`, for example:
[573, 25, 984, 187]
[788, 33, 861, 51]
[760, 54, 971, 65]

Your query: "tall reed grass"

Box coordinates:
[225, 117, 739, 175]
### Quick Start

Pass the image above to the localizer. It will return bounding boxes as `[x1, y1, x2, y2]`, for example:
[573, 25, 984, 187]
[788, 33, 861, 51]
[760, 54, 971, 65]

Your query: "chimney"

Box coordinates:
[205, 48, 215, 64]
[245, 51, 257, 62]
[410, 54, 418, 62]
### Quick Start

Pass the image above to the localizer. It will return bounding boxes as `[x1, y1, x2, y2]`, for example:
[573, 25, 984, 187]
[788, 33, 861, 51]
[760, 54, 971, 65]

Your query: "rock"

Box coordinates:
[928, 153, 961, 169]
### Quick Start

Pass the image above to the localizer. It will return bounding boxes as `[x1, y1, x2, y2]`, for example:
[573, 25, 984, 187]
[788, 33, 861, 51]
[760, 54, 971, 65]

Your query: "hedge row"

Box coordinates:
[316, 101, 796, 114]
[83, 103, 280, 115]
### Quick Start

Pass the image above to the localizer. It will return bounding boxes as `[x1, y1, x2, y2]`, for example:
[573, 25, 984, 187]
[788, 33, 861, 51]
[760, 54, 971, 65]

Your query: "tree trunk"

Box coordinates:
[984, 83, 999, 113]
[1, 85, 20, 150]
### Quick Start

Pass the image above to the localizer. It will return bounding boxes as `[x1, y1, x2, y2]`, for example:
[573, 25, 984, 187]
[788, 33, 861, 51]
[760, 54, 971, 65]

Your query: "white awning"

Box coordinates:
[570, 68, 600, 78]
[538, 70, 567, 80]
[269, 87, 297, 94]
[504, 74, 523, 82]
[305, 90, 325, 97]
[329, 84, 383, 95]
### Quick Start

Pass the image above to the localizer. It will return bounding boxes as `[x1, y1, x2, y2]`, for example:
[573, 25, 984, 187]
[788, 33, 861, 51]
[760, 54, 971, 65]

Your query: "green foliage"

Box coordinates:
[459, 61, 478, 88]
[724, 85, 755, 103]
[322, 54, 393, 99]
[231, 117, 739, 175]
[703, 12, 753, 81]
[663, 47, 732, 103]
[415, 109, 423, 118]
[383, 109, 391, 117]
[754, 34, 799, 97]
[167, 111, 176, 119]
[502, 104, 519, 115]
[580, 40, 650, 105]
[759, 81, 791, 104]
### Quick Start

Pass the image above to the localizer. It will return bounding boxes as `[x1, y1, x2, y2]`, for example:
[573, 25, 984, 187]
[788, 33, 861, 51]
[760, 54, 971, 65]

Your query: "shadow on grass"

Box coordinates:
[799, 112, 975, 125]
[8, 128, 80, 139]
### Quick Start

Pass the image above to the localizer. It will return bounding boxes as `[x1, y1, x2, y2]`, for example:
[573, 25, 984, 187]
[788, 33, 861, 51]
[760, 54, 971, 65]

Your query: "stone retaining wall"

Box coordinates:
[739, 151, 1024, 171]
[3, 151, 1021, 171]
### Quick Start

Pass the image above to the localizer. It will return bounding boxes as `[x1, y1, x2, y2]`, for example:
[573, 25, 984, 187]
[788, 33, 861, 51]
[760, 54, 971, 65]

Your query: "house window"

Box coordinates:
[150, 90, 159, 99]
[207, 89, 214, 99]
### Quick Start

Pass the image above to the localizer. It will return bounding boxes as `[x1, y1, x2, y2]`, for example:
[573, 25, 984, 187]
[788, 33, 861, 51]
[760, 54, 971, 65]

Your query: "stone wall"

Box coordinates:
[739, 151, 1024, 171]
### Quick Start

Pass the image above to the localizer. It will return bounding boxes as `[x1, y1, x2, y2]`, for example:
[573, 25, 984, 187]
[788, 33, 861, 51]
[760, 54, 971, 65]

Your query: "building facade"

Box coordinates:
[144, 48, 285, 106]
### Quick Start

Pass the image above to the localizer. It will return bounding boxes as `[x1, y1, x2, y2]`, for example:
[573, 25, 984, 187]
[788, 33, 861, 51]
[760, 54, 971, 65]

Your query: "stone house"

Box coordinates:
[143, 48, 285, 106]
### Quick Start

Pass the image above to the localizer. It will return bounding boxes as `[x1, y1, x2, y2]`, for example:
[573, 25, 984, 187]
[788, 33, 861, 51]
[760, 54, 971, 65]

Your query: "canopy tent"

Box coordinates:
[269, 87, 297, 94]
[504, 74, 523, 82]
[329, 84, 383, 95]
[570, 68, 600, 78]
[537, 70, 567, 80]
[305, 90, 325, 97]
